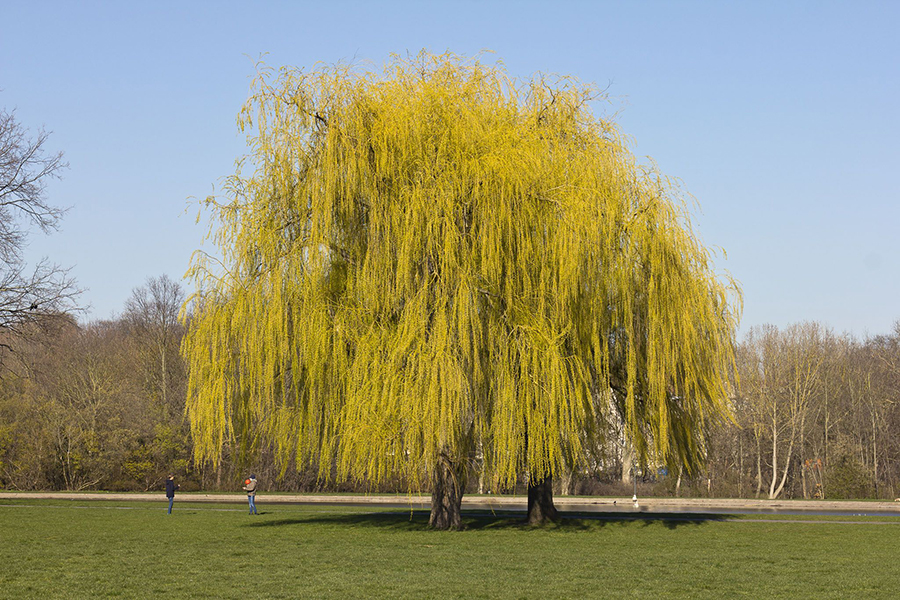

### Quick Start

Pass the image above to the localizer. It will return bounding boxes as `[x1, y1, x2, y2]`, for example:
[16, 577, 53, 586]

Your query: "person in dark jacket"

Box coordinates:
[242, 474, 259, 514]
[165, 474, 179, 514]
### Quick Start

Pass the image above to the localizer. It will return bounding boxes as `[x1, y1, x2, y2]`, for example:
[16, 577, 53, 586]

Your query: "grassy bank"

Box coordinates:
[1, 499, 898, 598]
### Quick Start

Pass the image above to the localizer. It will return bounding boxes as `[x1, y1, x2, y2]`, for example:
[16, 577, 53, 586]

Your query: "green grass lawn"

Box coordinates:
[1, 499, 898, 598]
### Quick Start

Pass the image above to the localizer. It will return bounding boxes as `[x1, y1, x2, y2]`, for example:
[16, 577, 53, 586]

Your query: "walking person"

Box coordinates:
[165, 474, 179, 514]
[243, 474, 259, 514]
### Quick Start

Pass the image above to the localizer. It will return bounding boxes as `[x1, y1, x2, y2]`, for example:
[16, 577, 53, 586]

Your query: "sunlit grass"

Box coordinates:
[2, 499, 899, 598]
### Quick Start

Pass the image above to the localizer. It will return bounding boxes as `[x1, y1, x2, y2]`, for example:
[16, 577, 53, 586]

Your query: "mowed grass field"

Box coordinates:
[2, 498, 899, 598]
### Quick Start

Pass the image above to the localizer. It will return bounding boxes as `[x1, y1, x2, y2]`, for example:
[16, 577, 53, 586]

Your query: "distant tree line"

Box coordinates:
[0, 276, 189, 491]
[703, 321, 900, 500]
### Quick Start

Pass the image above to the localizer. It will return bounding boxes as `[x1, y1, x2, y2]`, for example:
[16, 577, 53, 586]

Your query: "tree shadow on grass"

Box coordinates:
[242, 509, 731, 532]
[243, 510, 428, 531]
[558, 511, 733, 531]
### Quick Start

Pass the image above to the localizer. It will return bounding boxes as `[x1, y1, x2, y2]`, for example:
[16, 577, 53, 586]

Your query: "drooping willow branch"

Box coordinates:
[182, 51, 740, 492]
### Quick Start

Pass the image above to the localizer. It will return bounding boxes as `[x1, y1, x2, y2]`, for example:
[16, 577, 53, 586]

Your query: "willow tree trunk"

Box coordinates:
[527, 475, 559, 525]
[429, 453, 464, 530]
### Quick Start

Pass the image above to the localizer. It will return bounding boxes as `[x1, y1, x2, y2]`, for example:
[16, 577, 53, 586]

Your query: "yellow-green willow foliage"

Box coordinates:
[182, 52, 740, 491]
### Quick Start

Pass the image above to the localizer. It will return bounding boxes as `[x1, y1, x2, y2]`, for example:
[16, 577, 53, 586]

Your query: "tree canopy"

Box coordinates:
[182, 52, 740, 526]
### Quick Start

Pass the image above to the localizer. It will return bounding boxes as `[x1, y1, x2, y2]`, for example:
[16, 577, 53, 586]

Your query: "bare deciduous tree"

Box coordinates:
[124, 275, 185, 415]
[0, 107, 80, 360]
[739, 323, 825, 499]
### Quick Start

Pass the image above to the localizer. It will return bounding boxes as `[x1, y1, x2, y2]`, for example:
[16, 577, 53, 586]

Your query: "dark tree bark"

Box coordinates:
[429, 452, 465, 530]
[527, 474, 559, 525]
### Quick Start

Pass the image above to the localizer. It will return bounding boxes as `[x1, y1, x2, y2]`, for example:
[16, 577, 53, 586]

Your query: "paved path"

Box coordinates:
[2, 491, 899, 516]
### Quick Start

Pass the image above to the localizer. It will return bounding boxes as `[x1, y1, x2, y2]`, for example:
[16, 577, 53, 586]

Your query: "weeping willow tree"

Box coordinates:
[182, 52, 740, 529]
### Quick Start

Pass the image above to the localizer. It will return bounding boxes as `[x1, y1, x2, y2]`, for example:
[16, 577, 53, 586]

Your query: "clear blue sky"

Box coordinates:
[2, 1, 897, 337]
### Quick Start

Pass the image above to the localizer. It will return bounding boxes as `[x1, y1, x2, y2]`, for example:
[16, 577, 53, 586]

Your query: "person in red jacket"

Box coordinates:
[242, 475, 259, 514]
